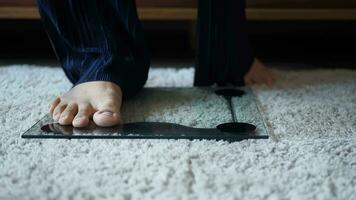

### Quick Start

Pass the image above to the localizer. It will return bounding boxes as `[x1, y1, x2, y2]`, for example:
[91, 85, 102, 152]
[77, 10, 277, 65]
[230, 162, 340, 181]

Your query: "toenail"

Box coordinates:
[99, 111, 113, 116]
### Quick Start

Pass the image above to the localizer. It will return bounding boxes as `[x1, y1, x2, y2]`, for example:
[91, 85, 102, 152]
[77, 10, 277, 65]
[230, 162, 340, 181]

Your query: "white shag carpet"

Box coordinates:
[0, 65, 355, 200]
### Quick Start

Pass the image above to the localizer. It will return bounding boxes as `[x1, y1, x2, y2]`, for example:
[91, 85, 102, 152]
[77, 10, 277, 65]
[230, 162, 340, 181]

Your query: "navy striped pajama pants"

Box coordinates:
[37, 0, 253, 98]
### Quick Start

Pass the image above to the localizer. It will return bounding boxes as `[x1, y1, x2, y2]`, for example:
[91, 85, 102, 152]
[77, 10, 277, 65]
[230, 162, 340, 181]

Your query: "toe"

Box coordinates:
[72, 104, 92, 128]
[93, 110, 121, 127]
[265, 76, 274, 86]
[59, 103, 78, 125]
[263, 70, 275, 86]
[53, 103, 67, 121]
[49, 97, 60, 115]
[93, 99, 122, 127]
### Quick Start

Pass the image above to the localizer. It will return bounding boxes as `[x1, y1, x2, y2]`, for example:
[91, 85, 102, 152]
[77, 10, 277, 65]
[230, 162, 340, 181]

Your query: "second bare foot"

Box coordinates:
[244, 58, 275, 86]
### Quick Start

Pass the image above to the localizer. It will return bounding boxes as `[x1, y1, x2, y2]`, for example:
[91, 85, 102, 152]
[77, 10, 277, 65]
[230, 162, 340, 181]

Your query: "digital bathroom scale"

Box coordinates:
[22, 87, 270, 142]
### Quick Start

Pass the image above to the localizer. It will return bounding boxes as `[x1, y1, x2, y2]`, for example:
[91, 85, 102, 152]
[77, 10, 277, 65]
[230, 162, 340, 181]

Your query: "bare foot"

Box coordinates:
[244, 58, 275, 86]
[49, 81, 122, 127]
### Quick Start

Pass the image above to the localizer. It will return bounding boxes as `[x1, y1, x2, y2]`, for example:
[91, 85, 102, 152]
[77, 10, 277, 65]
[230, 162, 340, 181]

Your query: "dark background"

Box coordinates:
[1, 20, 356, 68]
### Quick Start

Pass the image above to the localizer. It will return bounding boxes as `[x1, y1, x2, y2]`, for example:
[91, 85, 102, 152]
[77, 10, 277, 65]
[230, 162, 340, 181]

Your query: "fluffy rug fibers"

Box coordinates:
[0, 65, 355, 200]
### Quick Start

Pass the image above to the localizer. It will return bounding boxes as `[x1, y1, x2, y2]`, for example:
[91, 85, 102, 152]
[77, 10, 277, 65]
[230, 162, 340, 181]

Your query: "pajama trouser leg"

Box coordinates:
[37, 0, 150, 98]
[195, 0, 254, 86]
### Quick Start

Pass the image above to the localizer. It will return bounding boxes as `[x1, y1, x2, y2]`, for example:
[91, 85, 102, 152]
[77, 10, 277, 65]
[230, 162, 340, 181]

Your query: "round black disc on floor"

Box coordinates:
[216, 122, 256, 134]
[215, 89, 245, 97]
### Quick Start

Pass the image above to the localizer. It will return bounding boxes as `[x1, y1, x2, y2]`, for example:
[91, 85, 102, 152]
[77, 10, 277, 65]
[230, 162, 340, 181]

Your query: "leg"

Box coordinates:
[195, 0, 274, 86]
[38, 0, 149, 127]
[38, 0, 149, 97]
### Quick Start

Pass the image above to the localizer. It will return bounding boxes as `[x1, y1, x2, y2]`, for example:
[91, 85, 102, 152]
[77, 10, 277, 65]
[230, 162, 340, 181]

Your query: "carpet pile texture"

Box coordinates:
[0, 65, 355, 200]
